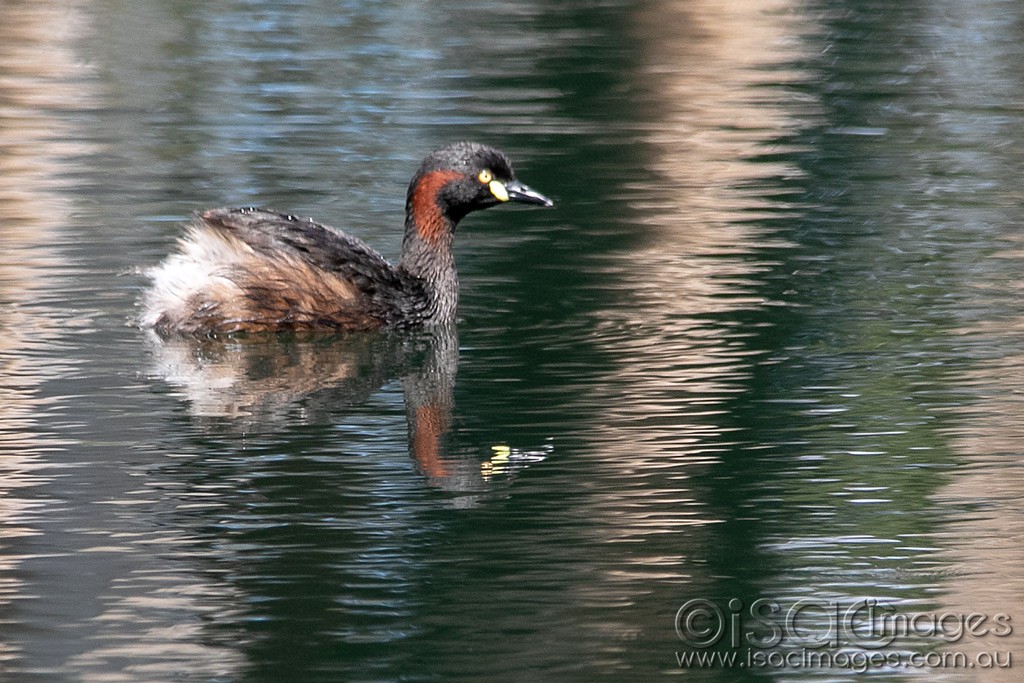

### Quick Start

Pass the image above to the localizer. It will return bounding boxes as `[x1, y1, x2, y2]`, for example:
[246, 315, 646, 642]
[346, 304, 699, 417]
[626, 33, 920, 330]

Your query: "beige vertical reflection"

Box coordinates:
[556, 0, 820, 657]
[583, 0, 818, 515]
[0, 1, 89, 666]
[934, 236, 1024, 681]
[587, 0, 819, 459]
[0, 2, 245, 678]
[634, 0, 815, 228]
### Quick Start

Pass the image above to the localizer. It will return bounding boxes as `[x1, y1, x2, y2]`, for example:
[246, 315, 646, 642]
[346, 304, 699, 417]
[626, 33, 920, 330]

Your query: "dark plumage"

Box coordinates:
[142, 142, 552, 335]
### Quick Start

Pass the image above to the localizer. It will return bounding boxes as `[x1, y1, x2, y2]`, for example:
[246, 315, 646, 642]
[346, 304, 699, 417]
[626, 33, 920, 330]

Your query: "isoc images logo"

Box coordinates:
[674, 597, 1013, 650]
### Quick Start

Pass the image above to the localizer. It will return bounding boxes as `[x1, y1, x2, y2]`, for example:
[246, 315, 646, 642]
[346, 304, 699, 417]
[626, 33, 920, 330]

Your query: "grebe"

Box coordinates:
[142, 142, 552, 335]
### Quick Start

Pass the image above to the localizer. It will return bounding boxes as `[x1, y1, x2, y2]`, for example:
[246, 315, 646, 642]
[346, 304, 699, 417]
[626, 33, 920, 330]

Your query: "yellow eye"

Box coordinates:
[477, 169, 493, 184]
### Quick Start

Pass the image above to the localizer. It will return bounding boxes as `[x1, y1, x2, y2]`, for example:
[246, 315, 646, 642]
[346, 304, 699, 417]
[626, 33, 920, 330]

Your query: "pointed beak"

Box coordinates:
[504, 179, 554, 207]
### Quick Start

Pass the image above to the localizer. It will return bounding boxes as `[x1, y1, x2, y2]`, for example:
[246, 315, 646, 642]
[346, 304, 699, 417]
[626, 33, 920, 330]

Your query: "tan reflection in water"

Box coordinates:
[547, 0, 820, 657]
[146, 327, 522, 497]
[934, 235, 1024, 680]
[0, 2, 90, 666]
[590, 0, 817, 454]
[0, 3, 247, 678]
[586, 0, 818, 513]
[146, 332, 403, 424]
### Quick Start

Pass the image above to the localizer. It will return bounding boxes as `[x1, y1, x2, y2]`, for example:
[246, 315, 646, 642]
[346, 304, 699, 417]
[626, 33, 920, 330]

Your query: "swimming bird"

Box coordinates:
[141, 142, 552, 335]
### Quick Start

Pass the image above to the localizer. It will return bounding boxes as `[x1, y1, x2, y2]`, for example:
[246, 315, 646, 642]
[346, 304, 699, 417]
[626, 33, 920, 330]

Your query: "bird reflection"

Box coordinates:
[145, 326, 546, 490]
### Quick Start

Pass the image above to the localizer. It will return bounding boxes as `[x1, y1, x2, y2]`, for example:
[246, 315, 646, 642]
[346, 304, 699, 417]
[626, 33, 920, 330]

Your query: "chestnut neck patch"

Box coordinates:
[409, 170, 463, 245]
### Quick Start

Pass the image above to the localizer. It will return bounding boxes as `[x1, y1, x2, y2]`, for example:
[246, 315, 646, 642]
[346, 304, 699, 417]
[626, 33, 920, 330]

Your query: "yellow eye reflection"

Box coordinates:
[477, 169, 493, 184]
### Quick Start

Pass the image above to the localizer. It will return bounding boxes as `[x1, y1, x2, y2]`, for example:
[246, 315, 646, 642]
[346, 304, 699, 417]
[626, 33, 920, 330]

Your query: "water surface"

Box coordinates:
[1, 0, 1022, 680]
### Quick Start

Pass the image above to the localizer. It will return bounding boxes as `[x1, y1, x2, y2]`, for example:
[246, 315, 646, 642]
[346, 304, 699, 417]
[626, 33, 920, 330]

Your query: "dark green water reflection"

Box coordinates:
[1, 0, 1022, 681]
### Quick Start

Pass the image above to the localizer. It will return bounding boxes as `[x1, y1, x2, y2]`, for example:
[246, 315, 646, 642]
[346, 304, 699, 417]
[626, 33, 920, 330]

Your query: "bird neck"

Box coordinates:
[398, 213, 459, 324]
